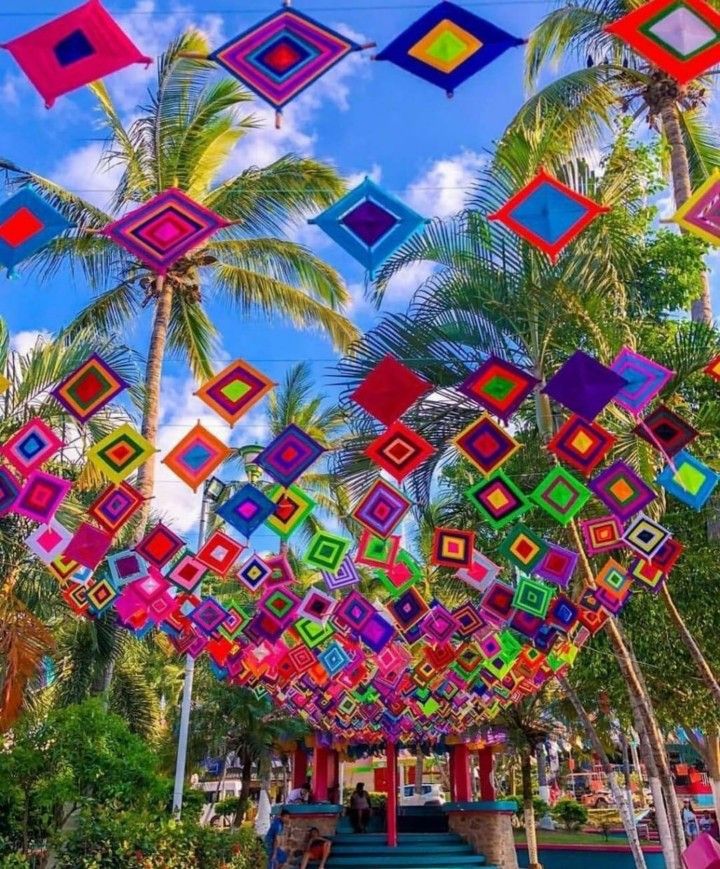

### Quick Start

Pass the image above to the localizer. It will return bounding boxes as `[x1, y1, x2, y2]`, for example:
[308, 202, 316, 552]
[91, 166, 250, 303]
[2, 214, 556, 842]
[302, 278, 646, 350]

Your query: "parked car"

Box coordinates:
[581, 789, 614, 808]
[399, 783, 446, 806]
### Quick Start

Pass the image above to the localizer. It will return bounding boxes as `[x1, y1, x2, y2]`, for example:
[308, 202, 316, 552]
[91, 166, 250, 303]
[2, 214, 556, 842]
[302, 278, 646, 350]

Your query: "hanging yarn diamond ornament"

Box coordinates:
[634, 404, 698, 457]
[209, 5, 368, 126]
[88, 481, 144, 533]
[455, 413, 521, 475]
[656, 449, 719, 509]
[590, 460, 656, 521]
[671, 169, 720, 245]
[52, 353, 129, 423]
[610, 347, 673, 414]
[351, 356, 432, 425]
[498, 523, 548, 573]
[543, 350, 628, 422]
[547, 414, 616, 476]
[605, 0, 720, 86]
[512, 575, 554, 619]
[529, 466, 591, 525]
[622, 513, 671, 560]
[236, 553, 272, 592]
[102, 188, 229, 275]
[579, 514, 624, 556]
[15, 470, 71, 523]
[351, 479, 411, 539]
[458, 356, 538, 421]
[489, 169, 609, 262]
[1, 417, 62, 476]
[310, 179, 428, 275]
[162, 423, 231, 492]
[265, 484, 316, 540]
[216, 484, 276, 537]
[1, 0, 151, 108]
[196, 530, 244, 576]
[376, 1, 524, 96]
[87, 424, 155, 483]
[355, 530, 401, 569]
[195, 358, 275, 425]
[256, 423, 326, 487]
[365, 421, 435, 481]
[0, 188, 73, 276]
[534, 544, 578, 589]
[465, 471, 530, 530]
[136, 522, 184, 569]
[595, 558, 633, 615]
[431, 527, 475, 569]
[304, 531, 352, 574]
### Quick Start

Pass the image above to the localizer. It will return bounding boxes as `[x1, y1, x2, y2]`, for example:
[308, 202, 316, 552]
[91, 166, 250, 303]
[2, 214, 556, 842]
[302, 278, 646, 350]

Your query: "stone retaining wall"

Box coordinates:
[444, 802, 519, 869]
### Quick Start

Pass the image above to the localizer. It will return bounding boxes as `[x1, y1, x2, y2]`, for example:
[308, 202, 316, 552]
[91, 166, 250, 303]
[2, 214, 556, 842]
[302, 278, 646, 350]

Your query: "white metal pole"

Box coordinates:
[172, 490, 210, 816]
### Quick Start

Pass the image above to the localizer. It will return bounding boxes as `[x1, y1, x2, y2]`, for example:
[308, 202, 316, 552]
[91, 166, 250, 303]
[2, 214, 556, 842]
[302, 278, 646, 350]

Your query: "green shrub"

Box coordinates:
[552, 798, 589, 831]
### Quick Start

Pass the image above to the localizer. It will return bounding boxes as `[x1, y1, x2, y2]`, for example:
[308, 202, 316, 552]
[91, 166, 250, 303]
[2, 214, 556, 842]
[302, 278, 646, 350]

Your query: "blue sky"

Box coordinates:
[0, 0, 717, 534]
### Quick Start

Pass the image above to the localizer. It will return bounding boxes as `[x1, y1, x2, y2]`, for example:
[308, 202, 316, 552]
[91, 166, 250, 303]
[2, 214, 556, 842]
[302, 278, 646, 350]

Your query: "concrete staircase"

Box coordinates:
[323, 832, 496, 869]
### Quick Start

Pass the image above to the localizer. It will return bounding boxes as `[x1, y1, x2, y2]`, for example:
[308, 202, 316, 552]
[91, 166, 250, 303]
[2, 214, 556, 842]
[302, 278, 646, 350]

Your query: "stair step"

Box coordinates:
[330, 843, 474, 854]
[332, 834, 464, 843]
[327, 856, 487, 868]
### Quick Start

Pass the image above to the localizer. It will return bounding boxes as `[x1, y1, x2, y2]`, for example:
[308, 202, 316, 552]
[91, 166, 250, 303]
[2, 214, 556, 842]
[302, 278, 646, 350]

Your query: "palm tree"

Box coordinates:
[0, 32, 358, 530]
[0, 322, 137, 729]
[519, 0, 720, 323]
[335, 124, 699, 865]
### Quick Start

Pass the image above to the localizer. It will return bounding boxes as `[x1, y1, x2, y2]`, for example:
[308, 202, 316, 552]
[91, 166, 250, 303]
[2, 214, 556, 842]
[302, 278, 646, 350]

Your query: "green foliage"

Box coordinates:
[54, 808, 267, 868]
[588, 808, 619, 841]
[552, 799, 589, 831]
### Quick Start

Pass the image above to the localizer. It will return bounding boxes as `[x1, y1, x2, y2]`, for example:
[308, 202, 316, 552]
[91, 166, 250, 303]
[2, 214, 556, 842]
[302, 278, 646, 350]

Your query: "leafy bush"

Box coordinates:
[54, 808, 267, 868]
[512, 797, 550, 824]
[552, 799, 589, 831]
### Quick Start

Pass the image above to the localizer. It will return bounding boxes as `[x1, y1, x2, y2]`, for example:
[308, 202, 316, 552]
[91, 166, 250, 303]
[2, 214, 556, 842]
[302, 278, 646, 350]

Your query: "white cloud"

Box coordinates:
[346, 164, 382, 189]
[52, 142, 123, 211]
[384, 261, 435, 300]
[0, 74, 22, 107]
[11, 330, 51, 355]
[406, 150, 486, 219]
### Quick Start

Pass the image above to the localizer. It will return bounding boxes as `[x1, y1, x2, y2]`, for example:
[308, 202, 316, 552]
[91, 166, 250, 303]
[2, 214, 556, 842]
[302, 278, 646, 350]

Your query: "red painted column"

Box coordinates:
[453, 744, 471, 802]
[478, 747, 496, 801]
[386, 742, 398, 847]
[448, 747, 457, 802]
[292, 745, 308, 789]
[328, 750, 340, 803]
[312, 743, 329, 802]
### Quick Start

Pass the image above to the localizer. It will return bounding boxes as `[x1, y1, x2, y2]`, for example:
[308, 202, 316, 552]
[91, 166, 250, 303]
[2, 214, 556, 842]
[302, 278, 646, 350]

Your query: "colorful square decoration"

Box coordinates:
[107, 550, 148, 587]
[489, 169, 609, 262]
[594, 558, 633, 615]
[589, 460, 656, 521]
[610, 347, 673, 414]
[656, 449, 719, 509]
[466, 471, 530, 530]
[136, 522, 184, 569]
[321, 556, 360, 591]
[87, 424, 155, 483]
[351, 479, 411, 538]
[498, 523, 548, 573]
[64, 521, 112, 569]
[628, 557, 666, 592]
[634, 404, 698, 458]
[365, 420, 435, 481]
[236, 553, 272, 592]
[169, 555, 207, 592]
[209, 7, 365, 117]
[620, 523, 671, 577]
[256, 423, 325, 487]
[310, 180, 428, 276]
[355, 530, 401, 569]
[265, 553, 296, 587]
[674, 170, 720, 247]
[456, 549, 501, 592]
[376, 0, 524, 95]
[15, 470, 71, 523]
[0, 468, 20, 515]
[579, 514, 624, 555]
[458, 356, 538, 422]
[530, 466, 591, 525]
[88, 481, 144, 533]
[455, 413, 521, 475]
[423, 603, 460, 644]
[547, 594, 579, 633]
[305, 531, 352, 574]
[87, 577, 118, 614]
[512, 576, 554, 619]
[336, 590, 375, 632]
[216, 484, 276, 537]
[605, 0, 720, 85]
[26, 521, 72, 565]
[653, 537, 684, 574]
[350, 355, 431, 425]
[162, 423, 231, 491]
[259, 587, 301, 629]
[52, 353, 129, 423]
[197, 530, 244, 576]
[0, 188, 73, 276]
[388, 587, 430, 631]
[195, 358, 275, 426]
[547, 414, 616, 476]
[265, 484, 316, 540]
[319, 641, 351, 676]
[297, 587, 336, 625]
[190, 597, 228, 635]
[1, 0, 152, 108]
[102, 188, 229, 275]
[534, 543, 578, 589]
[431, 527, 475, 569]
[2, 417, 63, 476]
[543, 350, 628, 422]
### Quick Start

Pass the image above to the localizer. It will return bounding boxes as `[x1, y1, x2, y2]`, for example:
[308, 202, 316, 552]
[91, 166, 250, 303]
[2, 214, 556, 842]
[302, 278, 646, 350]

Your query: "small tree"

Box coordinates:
[552, 799, 589, 832]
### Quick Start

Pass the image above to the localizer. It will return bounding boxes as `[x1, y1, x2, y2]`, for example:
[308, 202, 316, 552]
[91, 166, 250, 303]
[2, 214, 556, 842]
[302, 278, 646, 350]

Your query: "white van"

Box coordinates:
[399, 783, 446, 806]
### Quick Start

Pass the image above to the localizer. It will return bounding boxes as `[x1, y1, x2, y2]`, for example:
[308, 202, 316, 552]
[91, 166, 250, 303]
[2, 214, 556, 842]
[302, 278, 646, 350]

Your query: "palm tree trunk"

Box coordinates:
[659, 101, 712, 324]
[521, 750, 541, 869]
[660, 584, 720, 706]
[238, 754, 253, 824]
[137, 275, 173, 532]
[558, 675, 647, 869]
[414, 750, 424, 796]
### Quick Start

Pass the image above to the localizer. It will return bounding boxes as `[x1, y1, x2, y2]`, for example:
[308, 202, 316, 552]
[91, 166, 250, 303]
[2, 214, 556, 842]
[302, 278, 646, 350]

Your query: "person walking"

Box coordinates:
[349, 783, 371, 833]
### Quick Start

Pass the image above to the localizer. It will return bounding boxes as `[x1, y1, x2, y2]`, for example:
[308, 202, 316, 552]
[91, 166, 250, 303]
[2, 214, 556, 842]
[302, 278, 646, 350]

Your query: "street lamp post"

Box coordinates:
[172, 476, 226, 817]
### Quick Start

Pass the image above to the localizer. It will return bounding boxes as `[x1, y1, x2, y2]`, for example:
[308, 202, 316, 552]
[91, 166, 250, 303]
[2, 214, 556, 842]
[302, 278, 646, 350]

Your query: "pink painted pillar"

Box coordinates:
[312, 743, 329, 802]
[386, 742, 398, 847]
[452, 744, 471, 802]
[292, 745, 308, 789]
[478, 747, 496, 801]
[328, 750, 340, 803]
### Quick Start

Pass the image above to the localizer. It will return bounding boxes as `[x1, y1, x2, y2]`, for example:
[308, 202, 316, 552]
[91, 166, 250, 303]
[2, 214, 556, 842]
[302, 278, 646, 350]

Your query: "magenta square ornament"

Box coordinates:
[2, 417, 63, 476]
[297, 587, 336, 625]
[102, 188, 230, 275]
[25, 520, 72, 565]
[168, 555, 207, 593]
[336, 590, 375, 632]
[64, 522, 112, 569]
[15, 470, 71, 523]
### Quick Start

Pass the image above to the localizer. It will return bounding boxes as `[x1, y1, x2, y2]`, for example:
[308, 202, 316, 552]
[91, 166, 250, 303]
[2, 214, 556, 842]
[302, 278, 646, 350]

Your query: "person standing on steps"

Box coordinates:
[266, 808, 291, 869]
[349, 782, 371, 833]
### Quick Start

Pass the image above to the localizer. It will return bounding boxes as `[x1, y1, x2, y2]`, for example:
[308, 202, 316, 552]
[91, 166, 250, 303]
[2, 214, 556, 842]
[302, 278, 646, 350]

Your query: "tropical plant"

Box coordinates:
[519, 0, 720, 322]
[552, 797, 588, 831]
[0, 32, 357, 532]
